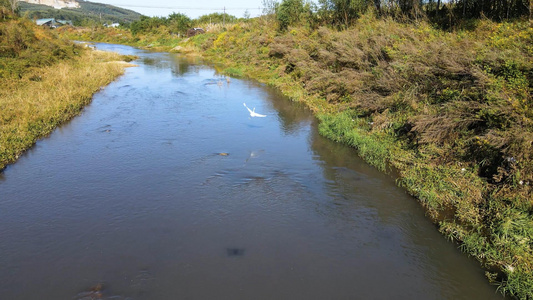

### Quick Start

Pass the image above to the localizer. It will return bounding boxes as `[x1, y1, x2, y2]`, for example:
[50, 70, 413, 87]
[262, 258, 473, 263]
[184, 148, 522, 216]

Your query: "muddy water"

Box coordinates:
[0, 43, 503, 299]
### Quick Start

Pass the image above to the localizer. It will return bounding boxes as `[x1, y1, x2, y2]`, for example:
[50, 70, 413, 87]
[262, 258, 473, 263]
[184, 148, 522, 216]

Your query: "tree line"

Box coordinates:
[129, 12, 238, 35]
[270, 0, 531, 29]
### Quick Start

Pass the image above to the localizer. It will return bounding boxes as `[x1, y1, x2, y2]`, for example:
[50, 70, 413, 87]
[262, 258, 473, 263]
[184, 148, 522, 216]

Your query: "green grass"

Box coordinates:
[223, 67, 244, 77]
[317, 111, 392, 172]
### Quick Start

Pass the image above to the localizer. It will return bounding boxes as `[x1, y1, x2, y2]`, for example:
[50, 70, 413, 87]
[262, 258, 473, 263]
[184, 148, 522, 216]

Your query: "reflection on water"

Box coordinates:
[0, 43, 504, 300]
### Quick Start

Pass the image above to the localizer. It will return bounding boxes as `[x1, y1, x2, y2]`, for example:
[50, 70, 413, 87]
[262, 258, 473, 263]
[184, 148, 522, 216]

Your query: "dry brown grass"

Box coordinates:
[0, 50, 134, 170]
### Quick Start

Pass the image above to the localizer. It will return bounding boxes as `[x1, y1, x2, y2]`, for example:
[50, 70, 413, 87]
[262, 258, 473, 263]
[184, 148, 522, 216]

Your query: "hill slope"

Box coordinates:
[19, 0, 142, 25]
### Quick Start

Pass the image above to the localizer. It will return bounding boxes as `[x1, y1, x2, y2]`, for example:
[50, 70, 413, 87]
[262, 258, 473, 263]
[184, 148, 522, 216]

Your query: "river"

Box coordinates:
[0, 43, 504, 299]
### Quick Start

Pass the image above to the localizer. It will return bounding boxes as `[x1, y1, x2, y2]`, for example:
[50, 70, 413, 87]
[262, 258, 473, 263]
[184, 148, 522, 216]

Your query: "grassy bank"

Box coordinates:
[0, 17, 134, 171]
[61, 14, 533, 298]
[193, 17, 532, 298]
[57, 25, 184, 51]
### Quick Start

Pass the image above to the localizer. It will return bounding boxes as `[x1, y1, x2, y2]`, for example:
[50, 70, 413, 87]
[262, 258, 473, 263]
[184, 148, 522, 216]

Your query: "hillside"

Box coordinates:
[19, 0, 142, 25]
[21, 0, 79, 9]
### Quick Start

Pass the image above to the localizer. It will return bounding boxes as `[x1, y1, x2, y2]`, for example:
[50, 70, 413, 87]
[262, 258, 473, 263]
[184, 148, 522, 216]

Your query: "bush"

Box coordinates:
[276, 0, 305, 31]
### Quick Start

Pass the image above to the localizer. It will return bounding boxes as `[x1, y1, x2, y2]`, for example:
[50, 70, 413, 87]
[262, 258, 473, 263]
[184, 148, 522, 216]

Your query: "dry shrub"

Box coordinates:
[304, 67, 368, 103]
[286, 48, 310, 64]
[330, 32, 368, 70]
[432, 41, 475, 74]
[316, 49, 336, 66]
[268, 35, 296, 57]
[371, 109, 394, 130]
[269, 42, 291, 58]
[301, 67, 329, 90]
[371, 63, 407, 96]
[354, 92, 392, 114]
[412, 101, 482, 145]
[316, 26, 332, 39]
[251, 34, 271, 46]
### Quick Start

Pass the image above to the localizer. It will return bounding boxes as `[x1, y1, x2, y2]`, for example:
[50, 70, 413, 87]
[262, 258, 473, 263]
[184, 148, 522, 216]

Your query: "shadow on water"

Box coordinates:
[269, 89, 314, 135]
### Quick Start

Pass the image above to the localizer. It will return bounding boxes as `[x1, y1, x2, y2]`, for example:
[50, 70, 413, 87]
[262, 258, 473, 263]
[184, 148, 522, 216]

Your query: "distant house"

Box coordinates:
[56, 19, 73, 26]
[104, 23, 120, 28]
[35, 18, 72, 28]
[187, 28, 205, 37]
[35, 18, 56, 27]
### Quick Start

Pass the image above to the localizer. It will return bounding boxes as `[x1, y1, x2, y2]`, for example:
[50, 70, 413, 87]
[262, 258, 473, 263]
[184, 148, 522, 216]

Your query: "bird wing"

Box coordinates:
[251, 112, 267, 117]
[243, 103, 253, 114]
[244, 103, 266, 117]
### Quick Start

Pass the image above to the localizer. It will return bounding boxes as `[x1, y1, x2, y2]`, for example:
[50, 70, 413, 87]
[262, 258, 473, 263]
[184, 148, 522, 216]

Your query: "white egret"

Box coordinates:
[243, 103, 266, 117]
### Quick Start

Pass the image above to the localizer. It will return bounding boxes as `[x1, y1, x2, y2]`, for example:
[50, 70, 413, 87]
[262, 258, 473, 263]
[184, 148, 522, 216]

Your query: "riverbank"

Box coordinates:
[61, 16, 532, 298]
[0, 17, 135, 171]
[192, 17, 533, 298]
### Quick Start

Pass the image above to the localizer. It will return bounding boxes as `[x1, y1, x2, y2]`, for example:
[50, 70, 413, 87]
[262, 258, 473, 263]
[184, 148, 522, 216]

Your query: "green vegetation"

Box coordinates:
[191, 14, 532, 298]
[57, 11, 242, 51]
[196, 12, 238, 25]
[21, 0, 533, 298]
[130, 13, 192, 35]
[0, 7, 134, 171]
[19, 0, 142, 26]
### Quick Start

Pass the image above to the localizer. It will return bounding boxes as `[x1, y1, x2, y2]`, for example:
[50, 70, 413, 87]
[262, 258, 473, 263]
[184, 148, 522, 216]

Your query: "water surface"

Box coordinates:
[0, 43, 503, 299]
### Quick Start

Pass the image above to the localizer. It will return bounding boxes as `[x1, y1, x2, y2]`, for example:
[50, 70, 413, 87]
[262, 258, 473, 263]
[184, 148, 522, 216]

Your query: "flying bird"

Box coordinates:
[243, 103, 266, 117]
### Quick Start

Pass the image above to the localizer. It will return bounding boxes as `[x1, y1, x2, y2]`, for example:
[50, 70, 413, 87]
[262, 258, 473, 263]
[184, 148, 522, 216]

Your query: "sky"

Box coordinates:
[91, 0, 266, 19]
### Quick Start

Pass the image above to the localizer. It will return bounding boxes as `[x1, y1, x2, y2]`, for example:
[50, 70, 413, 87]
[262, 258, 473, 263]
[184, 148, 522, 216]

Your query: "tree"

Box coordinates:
[244, 9, 251, 19]
[277, 0, 305, 30]
[453, 0, 529, 20]
[262, 0, 279, 16]
[168, 12, 191, 35]
[195, 12, 236, 25]
[318, 0, 375, 27]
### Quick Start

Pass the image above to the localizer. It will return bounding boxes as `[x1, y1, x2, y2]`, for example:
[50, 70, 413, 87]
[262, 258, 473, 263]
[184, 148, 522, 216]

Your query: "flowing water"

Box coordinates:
[0, 43, 504, 299]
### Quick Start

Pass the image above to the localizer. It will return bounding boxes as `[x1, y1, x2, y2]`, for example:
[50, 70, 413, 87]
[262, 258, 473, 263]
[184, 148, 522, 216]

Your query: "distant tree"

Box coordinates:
[318, 0, 375, 27]
[195, 12, 236, 25]
[262, 0, 279, 15]
[130, 15, 150, 35]
[277, 0, 305, 30]
[168, 12, 191, 35]
[452, 0, 529, 20]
